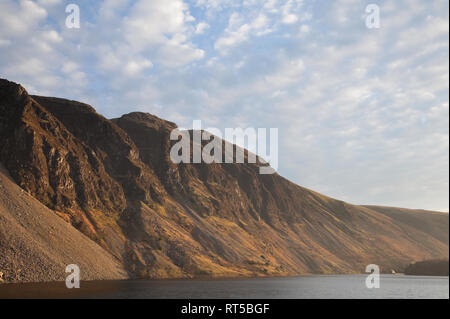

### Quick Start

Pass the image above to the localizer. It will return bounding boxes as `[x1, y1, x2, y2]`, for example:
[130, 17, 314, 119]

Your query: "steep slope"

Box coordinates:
[0, 79, 129, 256]
[0, 78, 448, 280]
[112, 112, 448, 276]
[0, 163, 127, 282]
[363, 205, 449, 245]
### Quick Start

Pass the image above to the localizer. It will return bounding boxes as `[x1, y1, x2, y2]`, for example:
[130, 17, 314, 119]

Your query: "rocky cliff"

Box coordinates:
[0, 162, 127, 282]
[0, 78, 448, 279]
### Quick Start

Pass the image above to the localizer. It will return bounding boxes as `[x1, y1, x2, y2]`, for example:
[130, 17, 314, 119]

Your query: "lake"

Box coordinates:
[0, 275, 448, 299]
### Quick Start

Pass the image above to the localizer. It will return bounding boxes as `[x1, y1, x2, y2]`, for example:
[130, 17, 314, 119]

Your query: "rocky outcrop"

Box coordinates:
[0, 162, 127, 282]
[0, 78, 448, 280]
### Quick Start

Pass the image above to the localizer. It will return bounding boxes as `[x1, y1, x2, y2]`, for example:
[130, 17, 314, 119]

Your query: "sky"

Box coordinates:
[0, 0, 448, 212]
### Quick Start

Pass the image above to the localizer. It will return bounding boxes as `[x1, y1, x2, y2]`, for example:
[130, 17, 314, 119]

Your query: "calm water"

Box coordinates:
[0, 275, 448, 299]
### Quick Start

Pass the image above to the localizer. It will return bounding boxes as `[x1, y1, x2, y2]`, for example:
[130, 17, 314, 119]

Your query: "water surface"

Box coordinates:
[0, 275, 448, 299]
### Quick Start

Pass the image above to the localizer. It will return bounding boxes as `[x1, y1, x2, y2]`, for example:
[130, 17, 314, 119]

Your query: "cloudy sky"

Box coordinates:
[0, 0, 448, 211]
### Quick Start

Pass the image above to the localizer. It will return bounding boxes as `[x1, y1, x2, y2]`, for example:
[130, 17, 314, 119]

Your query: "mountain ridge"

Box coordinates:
[0, 78, 448, 280]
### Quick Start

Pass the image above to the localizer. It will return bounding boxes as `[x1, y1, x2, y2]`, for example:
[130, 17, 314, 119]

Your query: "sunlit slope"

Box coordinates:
[0, 78, 448, 280]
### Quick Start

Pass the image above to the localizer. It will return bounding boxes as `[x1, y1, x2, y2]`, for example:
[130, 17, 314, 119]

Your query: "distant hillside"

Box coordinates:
[0, 78, 448, 280]
[404, 260, 449, 276]
[364, 206, 449, 245]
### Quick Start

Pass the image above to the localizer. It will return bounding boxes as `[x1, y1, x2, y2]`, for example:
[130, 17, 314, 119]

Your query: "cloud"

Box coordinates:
[123, 0, 194, 46]
[0, 0, 448, 211]
[281, 0, 299, 24]
[40, 30, 62, 43]
[124, 59, 153, 76]
[0, 0, 47, 38]
[214, 12, 272, 51]
[195, 21, 210, 34]
[37, 0, 61, 5]
[97, 0, 205, 70]
[299, 24, 310, 33]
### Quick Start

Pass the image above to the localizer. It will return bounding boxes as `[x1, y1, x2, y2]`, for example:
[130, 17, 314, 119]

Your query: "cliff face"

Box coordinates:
[0, 78, 448, 279]
[0, 162, 127, 283]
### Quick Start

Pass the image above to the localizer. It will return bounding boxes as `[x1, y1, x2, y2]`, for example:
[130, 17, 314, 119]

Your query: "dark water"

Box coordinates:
[0, 275, 448, 299]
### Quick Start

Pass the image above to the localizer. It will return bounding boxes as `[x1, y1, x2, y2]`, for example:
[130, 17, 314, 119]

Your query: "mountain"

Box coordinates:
[404, 260, 449, 276]
[0, 78, 448, 280]
[0, 162, 127, 282]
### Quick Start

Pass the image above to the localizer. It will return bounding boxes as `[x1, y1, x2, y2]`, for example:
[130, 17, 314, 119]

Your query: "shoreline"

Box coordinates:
[3, 272, 450, 287]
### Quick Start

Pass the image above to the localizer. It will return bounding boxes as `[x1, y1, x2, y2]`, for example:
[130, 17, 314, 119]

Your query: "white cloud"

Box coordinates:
[0, 0, 448, 211]
[299, 24, 310, 33]
[124, 59, 153, 76]
[37, 0, 61, 6]
[61, 61, 79, 74]
[7, 58, 47, 75]
[156, 43, 204, 67]
[264, 0, 280, 13]
[195, 22, 210, 34]
[0, 0, 47, 38]
[281, 0, 299, 24]
[264, 57, 305, 88]
[98, 0, 205, 70]
[123, 0, 194, 46]
[40, 30, 62, 43]
[214, 11, 272, 51]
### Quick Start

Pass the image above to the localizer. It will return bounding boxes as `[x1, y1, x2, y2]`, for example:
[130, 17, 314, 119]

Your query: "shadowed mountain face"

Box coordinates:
[0, 78, 448, 279]
[404, 260, 449, 276]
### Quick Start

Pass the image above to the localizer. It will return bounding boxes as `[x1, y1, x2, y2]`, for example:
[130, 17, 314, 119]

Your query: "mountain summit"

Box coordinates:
[0, 78, 448, 281]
